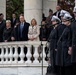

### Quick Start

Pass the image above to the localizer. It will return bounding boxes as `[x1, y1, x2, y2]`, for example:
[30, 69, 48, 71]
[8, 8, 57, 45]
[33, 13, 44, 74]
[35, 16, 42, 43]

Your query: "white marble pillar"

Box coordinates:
[24, 0, 42, 25]
[43, 0, 57, 17]
[75, 0, 76, 6]
[0, 0, 6, 19]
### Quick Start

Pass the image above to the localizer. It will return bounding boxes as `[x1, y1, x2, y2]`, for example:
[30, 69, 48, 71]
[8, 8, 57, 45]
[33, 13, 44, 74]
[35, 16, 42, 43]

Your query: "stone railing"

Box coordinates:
[0, 41, 49, 67]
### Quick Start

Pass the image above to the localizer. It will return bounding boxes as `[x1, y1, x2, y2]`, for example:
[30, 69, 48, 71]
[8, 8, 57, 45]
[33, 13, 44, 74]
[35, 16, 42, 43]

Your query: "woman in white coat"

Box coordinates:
[28, 18, 40, 62]
[28, 18, 40, 41]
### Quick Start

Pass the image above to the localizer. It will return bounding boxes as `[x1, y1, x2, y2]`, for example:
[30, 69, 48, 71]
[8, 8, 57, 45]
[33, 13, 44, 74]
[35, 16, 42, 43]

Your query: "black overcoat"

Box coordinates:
[3, 27, 13, 41]
[56, 24, 66, 66]
[12, 22, 30, 41]
[61, 25, 72, 66]
[48, 27, 57, 67]
[71, 20, 76, 63]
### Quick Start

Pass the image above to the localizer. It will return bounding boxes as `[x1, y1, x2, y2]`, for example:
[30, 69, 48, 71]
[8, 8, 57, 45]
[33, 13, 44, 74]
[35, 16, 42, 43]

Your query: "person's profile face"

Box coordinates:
[56, 5, 61, 11]
[52, 20, 57, 25]
[0, 15, 3, 20]
[63, 20, 70, 25]
[1, 14, 4, 19]
[74, 12, 76, 17]
[12, 14, 16, 18]
[49, 12, 53, 16]
[42, 21, 46, 25]
[61, 16, 64, 21]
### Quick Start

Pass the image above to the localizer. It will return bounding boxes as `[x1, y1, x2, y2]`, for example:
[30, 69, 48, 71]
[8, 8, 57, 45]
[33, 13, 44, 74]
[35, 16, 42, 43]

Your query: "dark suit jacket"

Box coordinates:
[55, 24, 66, 66]
[3, 27, 13, 42]
[11, 18, 18, 28]
[13, 22, 30, 41]
[39, 27, 47, 41]
[0, 20, 6, 42]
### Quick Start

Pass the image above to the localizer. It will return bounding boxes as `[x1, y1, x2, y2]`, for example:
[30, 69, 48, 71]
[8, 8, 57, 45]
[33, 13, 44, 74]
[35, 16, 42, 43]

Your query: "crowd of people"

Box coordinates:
[0, 4, 76, 75]
[0, 12, 52, 42]
[0, 4, 64, 42]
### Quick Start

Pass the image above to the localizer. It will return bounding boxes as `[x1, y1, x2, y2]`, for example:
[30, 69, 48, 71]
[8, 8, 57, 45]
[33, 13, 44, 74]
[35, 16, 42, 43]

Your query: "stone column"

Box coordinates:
[75, 0, 76, 6]
[0, 0, 6, 19]
[43, 0, 57, 17]
[24, 0, 42, 25]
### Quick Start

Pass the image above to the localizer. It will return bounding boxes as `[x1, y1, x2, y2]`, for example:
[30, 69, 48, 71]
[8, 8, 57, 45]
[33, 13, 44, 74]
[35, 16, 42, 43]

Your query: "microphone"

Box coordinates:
[39, 22, 61, 27]
[49, 22, 61, 27]
[39, 23, 49, 26]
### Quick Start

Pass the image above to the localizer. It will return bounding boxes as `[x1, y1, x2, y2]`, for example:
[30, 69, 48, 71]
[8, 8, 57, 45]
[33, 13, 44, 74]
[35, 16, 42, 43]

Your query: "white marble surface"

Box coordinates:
[0, 68, 18, 75]
[24, 0, 42, 25]
[0, 0, 6, 19]
[0, 67, 47, 75]
[43, 0, 57, 17]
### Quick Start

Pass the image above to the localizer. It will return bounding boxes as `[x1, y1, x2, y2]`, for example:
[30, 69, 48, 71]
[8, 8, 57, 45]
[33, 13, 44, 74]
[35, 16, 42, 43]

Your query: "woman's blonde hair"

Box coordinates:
[31, 18, 37, 25]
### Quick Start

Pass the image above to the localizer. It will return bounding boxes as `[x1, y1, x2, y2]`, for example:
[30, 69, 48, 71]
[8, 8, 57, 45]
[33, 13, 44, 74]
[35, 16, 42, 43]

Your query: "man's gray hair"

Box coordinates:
[6, 20, 11, 23]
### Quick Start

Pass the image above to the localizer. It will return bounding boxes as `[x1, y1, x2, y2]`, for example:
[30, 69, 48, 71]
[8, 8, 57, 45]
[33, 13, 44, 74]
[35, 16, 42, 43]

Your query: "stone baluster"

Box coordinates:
[4, 46, 8, 64]
[19, 45, 25, 63]
[75, 0, 76, 6]
[0, 46, 4, 64]
[8, 46, 13, 64]
[43, 45, 47, 64]
[33, 45, 39, 64]
[25, 45, 31, 64]
[13, 46, 18, 64]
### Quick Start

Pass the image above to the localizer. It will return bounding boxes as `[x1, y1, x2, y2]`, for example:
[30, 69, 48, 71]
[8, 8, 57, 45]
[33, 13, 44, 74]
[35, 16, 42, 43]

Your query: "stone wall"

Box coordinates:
[0, 0, 57, 23]
[0, 0, 6, 19]
[43, 0, 57, 17]
[24, 0, 57, 25]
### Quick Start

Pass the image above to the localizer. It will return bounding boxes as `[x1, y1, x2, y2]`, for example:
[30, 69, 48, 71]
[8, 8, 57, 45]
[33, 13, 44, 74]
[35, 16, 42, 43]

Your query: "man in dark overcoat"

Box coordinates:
[48, 16, 61, 75]
[11, 15, 30, 41]
[11, 15, 30, 61]
[0, 13, 6, 42]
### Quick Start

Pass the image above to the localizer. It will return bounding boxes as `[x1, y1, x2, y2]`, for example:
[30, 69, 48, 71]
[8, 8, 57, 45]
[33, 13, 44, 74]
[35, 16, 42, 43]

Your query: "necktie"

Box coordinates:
[20, 23, 23, 38]
[13, 19, 15, 23]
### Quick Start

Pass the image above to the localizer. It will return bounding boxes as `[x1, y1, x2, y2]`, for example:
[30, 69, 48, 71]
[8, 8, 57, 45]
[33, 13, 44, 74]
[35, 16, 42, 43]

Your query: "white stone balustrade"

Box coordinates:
[13, 45, 18, 64]
[26, 45, 31, 64]
[19, 45, 25, 64]
[8, 46, 13, 64]
[4, 46, 8, 64]
[33, 45, 39, 64]
[41, 45, 47, 65]
[0, 41, 48, 67]
[0, 46, 4, 64]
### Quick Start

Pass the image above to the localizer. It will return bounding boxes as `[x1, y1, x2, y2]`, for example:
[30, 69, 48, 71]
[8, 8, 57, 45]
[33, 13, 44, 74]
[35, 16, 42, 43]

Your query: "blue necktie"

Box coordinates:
[20, 23, 23, 38]
[13, 19, 15, 23]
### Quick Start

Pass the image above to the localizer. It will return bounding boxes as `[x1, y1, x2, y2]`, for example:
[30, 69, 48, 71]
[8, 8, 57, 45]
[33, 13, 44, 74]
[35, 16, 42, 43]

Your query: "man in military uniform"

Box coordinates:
[55, 16, 66, 75]
[71, 6, 76, 75]
[47, 16, 61, 75]
[61, 13, 72, 75]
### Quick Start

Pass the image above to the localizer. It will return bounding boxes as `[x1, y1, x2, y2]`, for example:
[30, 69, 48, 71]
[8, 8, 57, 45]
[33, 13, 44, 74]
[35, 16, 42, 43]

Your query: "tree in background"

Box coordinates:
[6, 0, 24, 19]
[58, 0, 75, 14]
